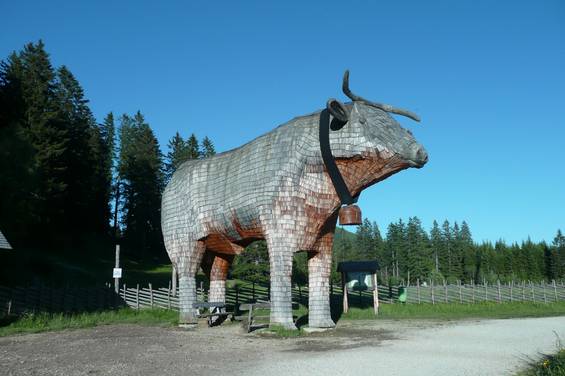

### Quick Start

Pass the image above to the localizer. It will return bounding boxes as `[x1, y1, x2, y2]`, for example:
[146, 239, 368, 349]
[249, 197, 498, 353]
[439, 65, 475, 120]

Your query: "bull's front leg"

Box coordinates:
[177, 240, 206, 325]
[266, 234, 297, 330]
[308, 228, 336, 328]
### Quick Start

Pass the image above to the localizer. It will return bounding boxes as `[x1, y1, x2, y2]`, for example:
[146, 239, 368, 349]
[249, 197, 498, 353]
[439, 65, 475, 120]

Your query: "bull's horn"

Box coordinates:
[342, 70, 421, 122]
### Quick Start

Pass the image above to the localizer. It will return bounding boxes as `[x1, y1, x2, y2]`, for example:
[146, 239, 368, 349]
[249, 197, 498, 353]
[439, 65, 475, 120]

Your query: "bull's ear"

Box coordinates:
[326, 99, 349, 130]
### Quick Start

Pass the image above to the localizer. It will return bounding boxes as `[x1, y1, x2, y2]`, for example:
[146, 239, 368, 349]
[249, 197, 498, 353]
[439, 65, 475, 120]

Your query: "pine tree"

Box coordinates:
[118, 112, 165, 260]
[386, 220, 406, 279]
[405, 216, 431, 281]
[54, 65, 101, 238]
[552, 230, 565, 279]
[430, 221, 442, 274]
[164, 132, 190, 183]
[543, 243, 557, 281]
[371, 221, 385, 262]
[186, 133, 200, 159]
[0, 51, 36, 242]
[89, 112, 115, 234]
[355, 218, 375, 260]
[494, 240, 512, 279]
[459, 221, 474, 281]
[9, 41, 69, 244]
[441, 220, 453, 278]
[201, 136, 216, 158]
[0, 41, 114, 247]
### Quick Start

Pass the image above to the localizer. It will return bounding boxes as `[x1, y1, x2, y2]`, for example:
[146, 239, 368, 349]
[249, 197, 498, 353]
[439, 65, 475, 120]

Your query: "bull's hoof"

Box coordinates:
[308, 318, 336, 329]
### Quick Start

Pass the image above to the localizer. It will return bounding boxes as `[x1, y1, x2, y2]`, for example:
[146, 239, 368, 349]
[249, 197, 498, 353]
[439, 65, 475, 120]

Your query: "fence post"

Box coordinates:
[485, 281, 488, 302]
[444, 280, 448, 303]
[497, 280, 501, 303]
[167, 281, 171, 310]
[172, 266, 177, 297]
[509, 281, 513, 302]
[136, 284, 140, 310]
[252, 281, 256, 301]
[553, 280, 558, 302]
[417, 278, 421, 304]
[149, 283, 154, 308]
[458, 280, 463, 304]
[543, 281, 547, 304]
[431, 280, 435, 305]
[373, 274, 379, 315]
[343, 284, 349, 313]
[530, 281, 535, 302]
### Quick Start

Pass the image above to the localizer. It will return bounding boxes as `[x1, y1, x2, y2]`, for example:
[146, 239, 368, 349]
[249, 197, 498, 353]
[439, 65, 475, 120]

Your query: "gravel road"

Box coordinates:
[1, 316, 564, 376]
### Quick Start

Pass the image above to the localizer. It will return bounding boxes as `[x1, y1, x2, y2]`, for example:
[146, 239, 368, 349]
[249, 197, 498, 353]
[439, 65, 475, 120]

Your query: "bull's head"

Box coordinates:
[323, 71, 428, 224]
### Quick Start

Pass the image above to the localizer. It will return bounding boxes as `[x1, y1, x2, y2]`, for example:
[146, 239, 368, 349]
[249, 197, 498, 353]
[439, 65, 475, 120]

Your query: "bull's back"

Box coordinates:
[161, 114, 318, 241]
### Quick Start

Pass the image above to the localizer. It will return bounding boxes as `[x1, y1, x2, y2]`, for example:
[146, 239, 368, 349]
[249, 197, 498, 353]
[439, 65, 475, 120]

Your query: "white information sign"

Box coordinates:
[113, 268, 122, 278]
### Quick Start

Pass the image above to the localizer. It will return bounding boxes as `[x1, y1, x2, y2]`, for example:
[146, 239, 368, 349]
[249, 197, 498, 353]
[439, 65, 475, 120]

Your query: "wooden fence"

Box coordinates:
[0, 285, 123, 316]
[118, 280, 565, 311]
[3, 280, 565, 316]
[400, 280, 565, 304]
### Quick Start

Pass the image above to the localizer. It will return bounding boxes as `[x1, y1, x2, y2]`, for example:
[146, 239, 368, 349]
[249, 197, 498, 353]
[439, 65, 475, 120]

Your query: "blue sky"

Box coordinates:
[1, 0, 564, 244]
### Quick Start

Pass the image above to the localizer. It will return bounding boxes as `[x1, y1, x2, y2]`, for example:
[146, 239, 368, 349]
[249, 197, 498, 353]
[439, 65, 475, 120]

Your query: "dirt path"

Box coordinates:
[1, 316, 563, 376]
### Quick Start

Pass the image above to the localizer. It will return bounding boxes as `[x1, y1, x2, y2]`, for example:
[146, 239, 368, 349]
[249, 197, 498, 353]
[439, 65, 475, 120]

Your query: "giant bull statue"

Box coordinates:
[161, 71, 428, 329]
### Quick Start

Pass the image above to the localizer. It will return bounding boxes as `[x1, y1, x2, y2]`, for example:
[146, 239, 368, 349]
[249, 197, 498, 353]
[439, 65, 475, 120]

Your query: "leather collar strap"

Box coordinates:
[318, 108, 359, 206]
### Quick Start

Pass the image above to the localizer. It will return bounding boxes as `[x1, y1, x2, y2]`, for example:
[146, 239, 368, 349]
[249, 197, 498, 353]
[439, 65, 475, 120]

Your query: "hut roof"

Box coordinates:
[0, 230, 13, 250]
[337, 260, 379, 273]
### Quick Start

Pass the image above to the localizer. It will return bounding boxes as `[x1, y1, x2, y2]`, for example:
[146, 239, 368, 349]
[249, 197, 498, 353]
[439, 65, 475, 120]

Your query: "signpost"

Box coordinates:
[114, 244, 121, 293]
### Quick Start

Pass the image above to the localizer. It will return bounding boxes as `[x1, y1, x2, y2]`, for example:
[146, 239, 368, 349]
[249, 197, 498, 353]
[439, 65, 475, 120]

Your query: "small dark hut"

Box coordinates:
[337, 260, 380, 314]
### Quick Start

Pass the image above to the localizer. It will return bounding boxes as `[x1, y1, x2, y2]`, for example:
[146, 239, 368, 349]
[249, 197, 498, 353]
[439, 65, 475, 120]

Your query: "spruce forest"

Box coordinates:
[1, 42, 564, 286]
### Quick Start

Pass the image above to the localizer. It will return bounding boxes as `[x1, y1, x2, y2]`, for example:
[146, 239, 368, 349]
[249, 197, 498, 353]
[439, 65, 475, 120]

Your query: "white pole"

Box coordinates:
[114, 244, 120, 293]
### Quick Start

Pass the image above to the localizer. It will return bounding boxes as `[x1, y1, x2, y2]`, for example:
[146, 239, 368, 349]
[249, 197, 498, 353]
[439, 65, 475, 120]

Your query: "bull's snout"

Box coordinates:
[408, 145, 428, 168]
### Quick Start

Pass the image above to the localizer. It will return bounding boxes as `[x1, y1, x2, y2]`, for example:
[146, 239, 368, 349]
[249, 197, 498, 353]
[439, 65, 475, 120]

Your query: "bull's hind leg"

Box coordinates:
[308, 220, 337, 328]
[201, 251, 233, 304]
[266, 234, 297, 330]
[201, 251, 233, 325]
[176, 240, 206, 325]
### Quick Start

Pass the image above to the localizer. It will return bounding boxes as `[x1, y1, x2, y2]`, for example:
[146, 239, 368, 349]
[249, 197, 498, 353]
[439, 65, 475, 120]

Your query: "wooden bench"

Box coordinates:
[192, 302, 232, 326]
[238, 302, 271, 332]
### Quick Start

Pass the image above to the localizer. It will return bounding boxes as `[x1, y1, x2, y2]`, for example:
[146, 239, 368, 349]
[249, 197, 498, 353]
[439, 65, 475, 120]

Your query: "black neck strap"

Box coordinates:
[318, 109, 358, 206]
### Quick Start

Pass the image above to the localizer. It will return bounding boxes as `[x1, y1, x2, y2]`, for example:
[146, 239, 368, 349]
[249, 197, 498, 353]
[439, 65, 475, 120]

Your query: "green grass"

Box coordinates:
[517, 349, 565, 376]
[340, 301, 565, 321]
[263, 325, 304, 337]
[0, 308, 178, 337]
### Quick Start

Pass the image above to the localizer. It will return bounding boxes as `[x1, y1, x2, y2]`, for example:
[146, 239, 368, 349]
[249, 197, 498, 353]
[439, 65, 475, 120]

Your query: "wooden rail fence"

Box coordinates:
[0, 285, 124, 316]
[3, 280, 564, 316]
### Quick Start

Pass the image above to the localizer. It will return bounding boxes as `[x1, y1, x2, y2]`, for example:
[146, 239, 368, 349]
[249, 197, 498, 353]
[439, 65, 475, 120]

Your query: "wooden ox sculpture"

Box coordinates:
[161, 71, 428, 329]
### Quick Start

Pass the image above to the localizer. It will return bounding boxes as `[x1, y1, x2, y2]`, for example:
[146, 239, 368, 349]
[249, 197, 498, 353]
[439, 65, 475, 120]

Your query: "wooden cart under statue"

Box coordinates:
[337, 260, 380, 315]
